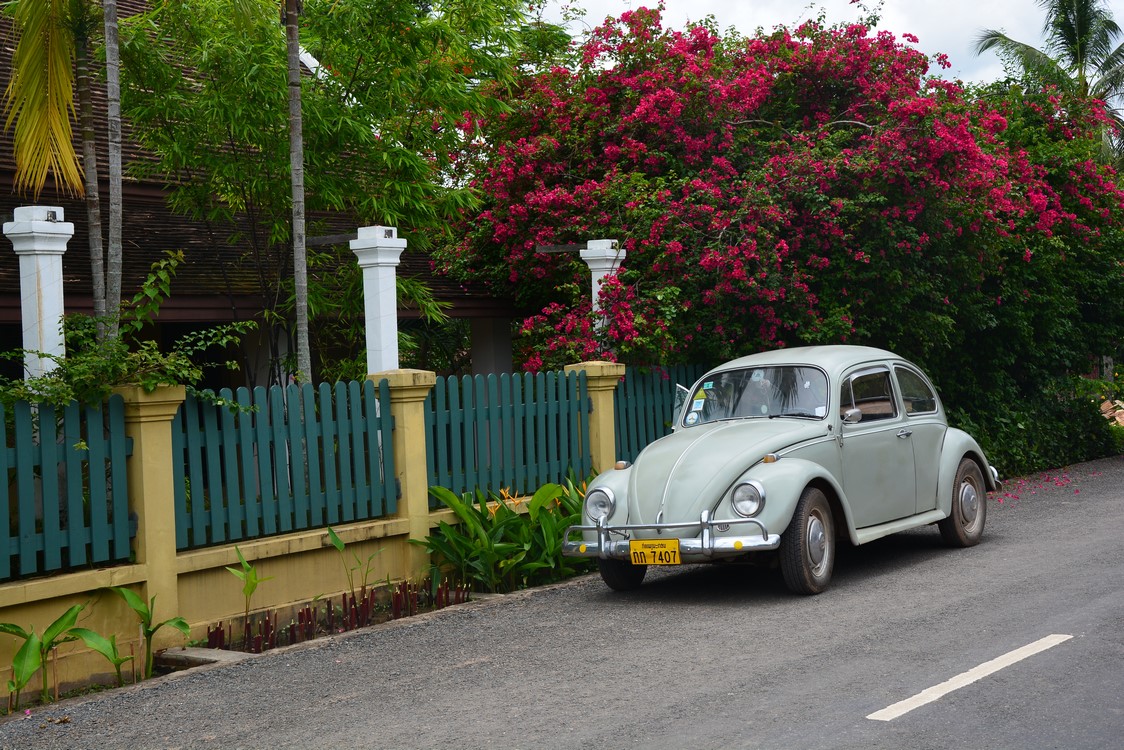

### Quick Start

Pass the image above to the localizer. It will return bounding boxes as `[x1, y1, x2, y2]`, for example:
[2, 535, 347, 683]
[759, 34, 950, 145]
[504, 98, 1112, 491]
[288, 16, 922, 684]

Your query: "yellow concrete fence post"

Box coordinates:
[370, 369, 436, 580]
[565, 361, 626, 474]
[114, 384, 186, 651]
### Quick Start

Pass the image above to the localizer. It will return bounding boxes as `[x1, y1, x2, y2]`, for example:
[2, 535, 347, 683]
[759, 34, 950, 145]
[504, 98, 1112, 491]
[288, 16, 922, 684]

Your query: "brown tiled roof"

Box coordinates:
[0, 1, 514, 324]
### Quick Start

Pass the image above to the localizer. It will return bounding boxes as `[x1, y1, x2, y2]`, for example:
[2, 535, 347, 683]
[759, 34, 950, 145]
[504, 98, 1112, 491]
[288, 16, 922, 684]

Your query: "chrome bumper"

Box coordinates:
[562, 509, 781, 562]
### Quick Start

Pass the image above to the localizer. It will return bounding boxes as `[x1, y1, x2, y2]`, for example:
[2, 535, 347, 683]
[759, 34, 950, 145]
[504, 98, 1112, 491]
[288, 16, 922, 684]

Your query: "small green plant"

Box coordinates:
[417, 478, 595, 594]
[327, 526, 382, 605]
[4, 631, 39, 711]
[108, 587, 189, 679]
[70, 629, 134, 687]
[0, 604, 84, 707]
[226, 546, 272, 632]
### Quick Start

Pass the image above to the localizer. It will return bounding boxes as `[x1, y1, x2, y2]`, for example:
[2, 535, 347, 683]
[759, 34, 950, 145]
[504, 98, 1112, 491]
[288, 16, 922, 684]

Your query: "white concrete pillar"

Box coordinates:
[3, 206, 74, 379]
[579, 239, 624, 315]
[351, 225, 406, 373]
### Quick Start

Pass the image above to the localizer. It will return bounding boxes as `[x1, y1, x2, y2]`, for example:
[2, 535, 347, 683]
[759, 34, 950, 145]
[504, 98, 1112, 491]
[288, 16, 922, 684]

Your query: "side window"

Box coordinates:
[895, 366, 938, 415]
[846, 367, 898, 422]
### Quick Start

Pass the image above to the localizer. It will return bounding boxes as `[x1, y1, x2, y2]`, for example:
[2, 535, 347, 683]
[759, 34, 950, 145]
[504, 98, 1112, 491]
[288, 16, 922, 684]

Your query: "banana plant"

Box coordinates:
[225, 546, 272, 632]
[0, 604, 84, 706]
[70, 628, 134, 687]
[109, 587, 189, 679]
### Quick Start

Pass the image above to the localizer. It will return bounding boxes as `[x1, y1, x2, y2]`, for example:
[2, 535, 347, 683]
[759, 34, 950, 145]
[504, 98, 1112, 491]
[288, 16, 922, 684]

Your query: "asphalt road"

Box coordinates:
[2, 456, 1122, 750]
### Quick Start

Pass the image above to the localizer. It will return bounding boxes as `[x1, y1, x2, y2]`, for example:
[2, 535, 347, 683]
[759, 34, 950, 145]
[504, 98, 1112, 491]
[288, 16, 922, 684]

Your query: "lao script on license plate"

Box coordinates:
[629, 538, 680, 565]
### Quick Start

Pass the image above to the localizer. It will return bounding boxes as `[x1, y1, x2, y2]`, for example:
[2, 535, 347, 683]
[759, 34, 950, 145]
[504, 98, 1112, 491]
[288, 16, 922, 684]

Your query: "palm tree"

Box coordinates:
[974, 0, 1124, 123]
[103, 0, 124, 338]
[284, 0, 311, 383]
[4, 0, 121, 334]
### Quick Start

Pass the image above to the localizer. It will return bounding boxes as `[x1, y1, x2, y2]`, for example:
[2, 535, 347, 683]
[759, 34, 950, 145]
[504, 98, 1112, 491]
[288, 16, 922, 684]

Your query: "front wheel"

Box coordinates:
[938, 458, 986, 547]
[597, 558, 647, 591]
[779, 486, 835, 595]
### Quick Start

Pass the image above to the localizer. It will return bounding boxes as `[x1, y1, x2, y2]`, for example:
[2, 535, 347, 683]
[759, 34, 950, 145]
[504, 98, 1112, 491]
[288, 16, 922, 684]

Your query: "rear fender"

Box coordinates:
[937, 428, 998, 516]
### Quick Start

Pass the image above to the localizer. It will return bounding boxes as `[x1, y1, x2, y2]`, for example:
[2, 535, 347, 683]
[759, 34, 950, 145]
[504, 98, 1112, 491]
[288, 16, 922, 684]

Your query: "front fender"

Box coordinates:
[936, 428, 999, 517]
[740, 457, 855, 542]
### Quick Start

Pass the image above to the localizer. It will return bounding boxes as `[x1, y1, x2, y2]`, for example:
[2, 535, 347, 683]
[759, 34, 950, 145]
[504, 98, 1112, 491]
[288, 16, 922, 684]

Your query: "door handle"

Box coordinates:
[897, 428, 913, 439]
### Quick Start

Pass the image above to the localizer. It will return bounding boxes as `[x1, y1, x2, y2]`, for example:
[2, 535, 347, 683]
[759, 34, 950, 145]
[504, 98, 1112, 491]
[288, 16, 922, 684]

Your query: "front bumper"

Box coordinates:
[562, 509, 781, 563]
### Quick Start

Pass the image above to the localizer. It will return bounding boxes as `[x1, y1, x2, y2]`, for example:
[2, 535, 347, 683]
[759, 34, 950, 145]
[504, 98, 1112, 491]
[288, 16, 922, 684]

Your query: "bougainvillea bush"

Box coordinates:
[437, 7, 1124, 473]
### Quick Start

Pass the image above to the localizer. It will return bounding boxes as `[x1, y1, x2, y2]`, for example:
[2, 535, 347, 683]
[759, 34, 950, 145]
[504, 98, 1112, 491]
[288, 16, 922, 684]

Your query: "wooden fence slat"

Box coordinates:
[218, 389, 245, 542]
[335, 382, 356, 523]
[318, 383, 340, 525]
[448, 378, 463, 495]
[38, 404, 62, 571]
[172, 402, 190, 548]
[236, 387, 260, 539]
[202, 397, 227, 543]
[0, 403, 11, 578]
[349, 380, 369, 520]
[184, 395, 209, 545]
[362, 380, 384, 517]
[269, 386, 294, 533]
[14, 403, 38, 575]
[63, 402, 87, 565]
[254, 386, 278, 536]
[376, 379, 396, 514]
[288, 384, 310, 530]
[304, 384, 325, 527]
[85, 404, 111, 564]
[107, 396, 130, 562]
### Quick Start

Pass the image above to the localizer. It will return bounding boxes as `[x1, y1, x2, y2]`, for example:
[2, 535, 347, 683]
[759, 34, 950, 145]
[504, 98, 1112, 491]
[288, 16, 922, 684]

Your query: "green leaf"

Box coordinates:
[327, 526, 345, 553]
[11, 632, 41, 690]
[42, 604, 83, 646]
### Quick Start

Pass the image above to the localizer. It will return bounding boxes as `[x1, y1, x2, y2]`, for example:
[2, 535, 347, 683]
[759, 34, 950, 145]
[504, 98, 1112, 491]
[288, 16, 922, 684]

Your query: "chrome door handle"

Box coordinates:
[897, 428, 913, 439]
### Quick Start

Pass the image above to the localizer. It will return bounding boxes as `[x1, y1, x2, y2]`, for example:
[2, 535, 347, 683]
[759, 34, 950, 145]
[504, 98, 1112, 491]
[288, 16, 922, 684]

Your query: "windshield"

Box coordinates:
[683, 366, 829, 426]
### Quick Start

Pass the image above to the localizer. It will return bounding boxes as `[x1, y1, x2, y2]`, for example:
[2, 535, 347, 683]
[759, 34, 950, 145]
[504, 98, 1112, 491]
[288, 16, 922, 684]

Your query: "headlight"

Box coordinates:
[731, 481, 765, 517]
[585, 488, 616, 520]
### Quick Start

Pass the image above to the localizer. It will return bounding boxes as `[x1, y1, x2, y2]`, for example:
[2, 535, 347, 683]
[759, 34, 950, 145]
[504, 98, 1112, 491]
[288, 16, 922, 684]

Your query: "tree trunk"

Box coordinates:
[74, 30, 106, 330]
[104, 0, 123, 339]
[286, 0, 311, 383]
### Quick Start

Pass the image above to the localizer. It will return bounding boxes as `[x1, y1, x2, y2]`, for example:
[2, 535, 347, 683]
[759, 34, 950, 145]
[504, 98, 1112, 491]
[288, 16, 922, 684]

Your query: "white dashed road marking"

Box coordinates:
[866, 634, 1073, 722]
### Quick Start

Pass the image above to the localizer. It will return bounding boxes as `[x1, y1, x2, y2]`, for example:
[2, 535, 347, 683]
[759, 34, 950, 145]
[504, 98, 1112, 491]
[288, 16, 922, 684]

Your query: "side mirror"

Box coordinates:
[843, 407, 863, 424]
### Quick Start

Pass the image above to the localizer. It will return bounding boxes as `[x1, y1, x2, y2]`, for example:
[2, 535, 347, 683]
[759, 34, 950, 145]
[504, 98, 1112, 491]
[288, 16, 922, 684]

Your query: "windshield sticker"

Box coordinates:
[685, 412, 699, 425]
[702, 381, 714, 390]
[691, 398, 706, 411]
[751, 370, 764, 381]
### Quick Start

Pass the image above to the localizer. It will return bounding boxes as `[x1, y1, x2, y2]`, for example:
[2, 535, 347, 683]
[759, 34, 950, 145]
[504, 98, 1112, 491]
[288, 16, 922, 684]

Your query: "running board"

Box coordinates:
[854, 509, 947, 545]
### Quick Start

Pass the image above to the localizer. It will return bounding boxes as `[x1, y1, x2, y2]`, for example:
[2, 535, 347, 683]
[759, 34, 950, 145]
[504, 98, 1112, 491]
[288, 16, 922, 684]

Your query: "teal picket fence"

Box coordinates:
[615, 365, 709, 463]
[425, 371, 591, 504]
[172, 380, 395, 550]
[0, 396, 131, 582]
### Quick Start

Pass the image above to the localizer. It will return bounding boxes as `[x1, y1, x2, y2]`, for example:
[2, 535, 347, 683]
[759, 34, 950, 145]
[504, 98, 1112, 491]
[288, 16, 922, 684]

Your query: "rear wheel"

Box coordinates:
[779, 487, 835, 595]
[597, 558, 647, 591]
[938, 458, 986, 547]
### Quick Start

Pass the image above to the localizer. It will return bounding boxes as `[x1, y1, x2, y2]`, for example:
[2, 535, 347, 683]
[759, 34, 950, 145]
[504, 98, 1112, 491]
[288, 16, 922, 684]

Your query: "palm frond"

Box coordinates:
[3, 0, 83, 197]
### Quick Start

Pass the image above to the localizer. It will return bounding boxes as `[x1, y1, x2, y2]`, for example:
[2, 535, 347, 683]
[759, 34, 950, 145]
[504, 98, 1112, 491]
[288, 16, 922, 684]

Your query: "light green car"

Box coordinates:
[562, 345, 1001, 594]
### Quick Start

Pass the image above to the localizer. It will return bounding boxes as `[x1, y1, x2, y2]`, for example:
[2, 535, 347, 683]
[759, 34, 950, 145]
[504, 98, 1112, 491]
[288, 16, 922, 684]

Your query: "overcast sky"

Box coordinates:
[542, 0, 1124, 85]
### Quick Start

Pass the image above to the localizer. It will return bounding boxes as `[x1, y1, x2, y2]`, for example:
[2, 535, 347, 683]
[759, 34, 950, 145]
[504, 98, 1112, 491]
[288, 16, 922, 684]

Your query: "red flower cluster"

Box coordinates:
[439, 8, 1124, 379]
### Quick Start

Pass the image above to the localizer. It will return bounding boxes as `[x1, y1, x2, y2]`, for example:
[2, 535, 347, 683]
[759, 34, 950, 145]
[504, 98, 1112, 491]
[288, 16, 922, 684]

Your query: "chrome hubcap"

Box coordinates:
[959, 481, 979, 526]
[807, 513, 826, 569]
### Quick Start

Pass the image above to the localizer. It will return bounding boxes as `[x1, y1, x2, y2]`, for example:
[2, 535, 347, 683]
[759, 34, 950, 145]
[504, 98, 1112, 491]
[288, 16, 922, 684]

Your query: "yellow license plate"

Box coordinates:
[629, 539, 680, 565]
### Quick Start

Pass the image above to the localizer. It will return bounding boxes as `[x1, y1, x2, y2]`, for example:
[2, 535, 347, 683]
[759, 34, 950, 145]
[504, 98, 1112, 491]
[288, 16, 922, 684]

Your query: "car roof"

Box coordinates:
[707, 345, 905, 378]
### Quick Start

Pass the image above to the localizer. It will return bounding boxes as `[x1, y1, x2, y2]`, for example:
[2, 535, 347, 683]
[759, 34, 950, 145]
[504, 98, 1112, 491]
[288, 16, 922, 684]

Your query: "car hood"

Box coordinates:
[626, 419, 829, 526]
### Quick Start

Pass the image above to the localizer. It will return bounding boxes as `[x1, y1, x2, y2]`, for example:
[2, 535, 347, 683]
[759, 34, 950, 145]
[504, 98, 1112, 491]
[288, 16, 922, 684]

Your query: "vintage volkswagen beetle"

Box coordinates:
[562, 345, 1001, 594]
